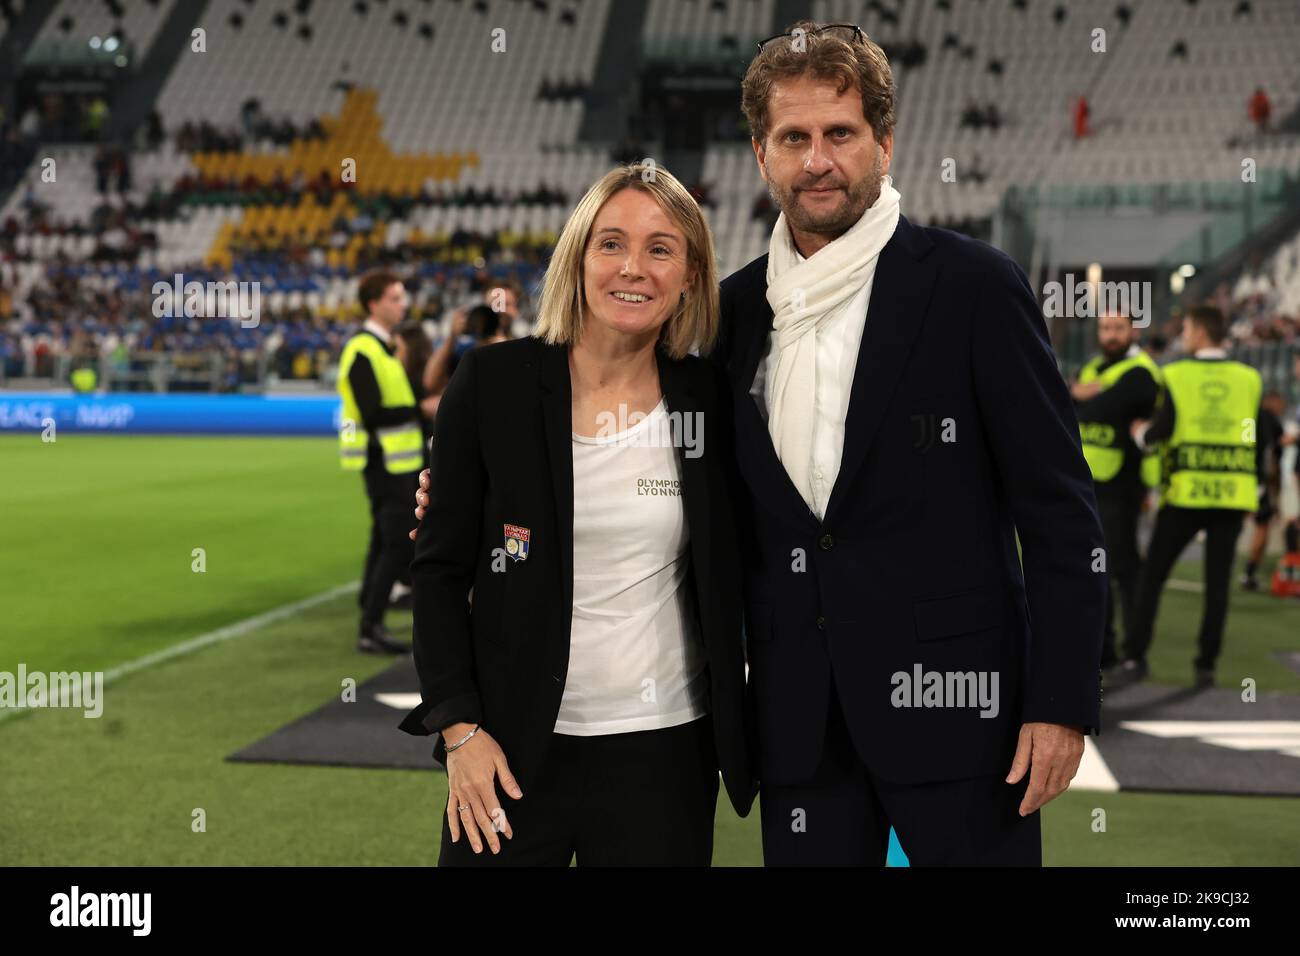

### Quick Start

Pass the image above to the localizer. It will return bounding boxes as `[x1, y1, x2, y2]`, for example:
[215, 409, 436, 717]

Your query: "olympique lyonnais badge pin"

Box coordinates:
[503, 523, 530, 562]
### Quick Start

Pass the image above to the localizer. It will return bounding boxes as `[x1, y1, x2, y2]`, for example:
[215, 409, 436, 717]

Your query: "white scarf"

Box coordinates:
[764, 174, 901, 510]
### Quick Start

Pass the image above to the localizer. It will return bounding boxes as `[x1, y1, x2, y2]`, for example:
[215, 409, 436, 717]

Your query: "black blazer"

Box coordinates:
[715, 214, 1106, 787]
[398, 336, 758, 817]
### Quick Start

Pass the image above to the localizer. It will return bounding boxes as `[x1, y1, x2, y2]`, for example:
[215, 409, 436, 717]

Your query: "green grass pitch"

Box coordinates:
[1, 434, 1295, 865]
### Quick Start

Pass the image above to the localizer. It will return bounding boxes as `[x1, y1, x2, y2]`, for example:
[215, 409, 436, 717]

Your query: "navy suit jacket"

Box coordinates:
[715, 214, 1106, 787]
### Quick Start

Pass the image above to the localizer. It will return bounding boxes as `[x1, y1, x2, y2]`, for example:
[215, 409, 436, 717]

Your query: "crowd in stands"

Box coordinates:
[173, 112, 327, 155]
[0, 99, 551, 388]
[1, 60, 1296, 393]
[165, 167, 566, 210]
[959, 100, 1004, 132]
[92, 143, 134, 194]
[1220, 272, 1300, 346]
[1132, 274, 1300, 367]
[0, 263, 538, 391]
[0, 106, 41, 197]
[3, 188, 162, 264]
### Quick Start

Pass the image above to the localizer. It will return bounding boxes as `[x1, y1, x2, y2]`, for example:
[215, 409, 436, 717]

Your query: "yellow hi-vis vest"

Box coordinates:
[337, 332, 423, 474]
[70, 367, 98, 393]
[1160, 358, 1261, 511]
[1077, 350, 1164, 486]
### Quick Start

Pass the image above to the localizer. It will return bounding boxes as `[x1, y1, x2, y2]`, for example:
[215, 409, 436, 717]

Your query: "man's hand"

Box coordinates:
[1070, 380, 1102, 401]
[408, 468, 431, 541]
[1130, 418, 1148, 442]
[1005, 722, 1085, 816]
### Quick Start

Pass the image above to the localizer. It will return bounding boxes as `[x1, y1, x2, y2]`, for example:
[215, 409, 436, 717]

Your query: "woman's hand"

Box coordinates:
[408, 468, 432, 541]
[442, 724, 523, 854]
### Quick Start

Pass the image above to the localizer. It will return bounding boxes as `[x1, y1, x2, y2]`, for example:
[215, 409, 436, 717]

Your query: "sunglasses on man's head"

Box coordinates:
[756, 23, 865, 53]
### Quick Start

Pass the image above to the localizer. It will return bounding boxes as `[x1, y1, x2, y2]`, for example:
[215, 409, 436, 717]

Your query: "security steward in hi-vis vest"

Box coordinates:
[1072, 314, 1161, 673]
[339, 271, 424, 654]
[1110, 305, 1263, 690]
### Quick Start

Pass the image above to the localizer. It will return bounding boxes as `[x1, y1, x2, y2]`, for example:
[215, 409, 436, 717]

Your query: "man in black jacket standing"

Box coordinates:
[1070, 313, 1162, 676]
[715, 22, 1105, 865]
[339, 270, 424, 654]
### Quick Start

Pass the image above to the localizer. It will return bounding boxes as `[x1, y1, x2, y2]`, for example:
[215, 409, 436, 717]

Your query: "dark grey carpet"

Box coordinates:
[228, 656, 443, 772]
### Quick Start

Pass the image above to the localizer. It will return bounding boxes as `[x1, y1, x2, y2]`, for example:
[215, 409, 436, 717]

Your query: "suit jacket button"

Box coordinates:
[819, 534, 834, 550]
[816, 616, 825, 630]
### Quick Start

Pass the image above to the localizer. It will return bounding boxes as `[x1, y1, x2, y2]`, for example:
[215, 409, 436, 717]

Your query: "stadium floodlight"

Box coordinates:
[1170, 271, 1186, 294]
[104, 37, 120, 52]
[89, 36, 102, 49]
[1179, 264, 1196, 278]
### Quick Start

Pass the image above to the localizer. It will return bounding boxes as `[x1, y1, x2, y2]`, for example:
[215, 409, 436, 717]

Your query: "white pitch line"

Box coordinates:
[0, 581, 358, 726]
[375, 692, 423, 711]
[1069, 735, 1121, 792]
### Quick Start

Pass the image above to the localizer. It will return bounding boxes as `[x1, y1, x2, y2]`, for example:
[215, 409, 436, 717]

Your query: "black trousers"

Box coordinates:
[1096, 486, 1144, 669]
[1125, 505, 1245, 671]
[437, 715, 719, 866]
[760, 683, 1040, 866]
[357, 467, 418, 628]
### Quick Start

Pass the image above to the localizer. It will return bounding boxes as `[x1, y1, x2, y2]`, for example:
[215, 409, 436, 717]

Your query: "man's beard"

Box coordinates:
[768, 147, 884, 237]
[1100, 340, 1131, 360]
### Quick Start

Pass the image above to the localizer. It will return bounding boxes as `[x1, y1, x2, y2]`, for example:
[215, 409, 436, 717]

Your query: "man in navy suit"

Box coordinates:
[718, 22, 1106, 865]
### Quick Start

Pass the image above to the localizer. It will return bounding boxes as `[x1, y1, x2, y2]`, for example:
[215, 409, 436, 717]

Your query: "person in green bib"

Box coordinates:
[339, 270, 425, 654]
[1070, 312, 1161, 674]
[1112, 305, 1263, 690]
[70, 365, 99, 393]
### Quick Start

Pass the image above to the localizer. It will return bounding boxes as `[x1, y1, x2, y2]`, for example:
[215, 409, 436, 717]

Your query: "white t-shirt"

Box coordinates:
[555, 398, 709, 735]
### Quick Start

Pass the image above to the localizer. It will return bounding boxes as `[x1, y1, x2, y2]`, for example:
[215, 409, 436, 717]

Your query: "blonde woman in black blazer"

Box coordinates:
[400, 164, 757, 865]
